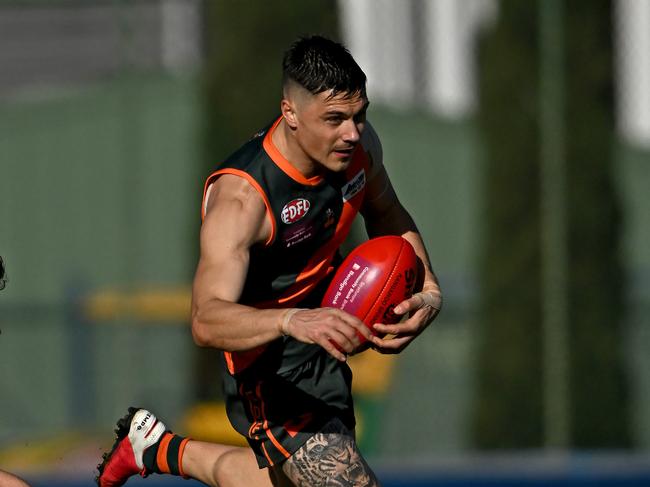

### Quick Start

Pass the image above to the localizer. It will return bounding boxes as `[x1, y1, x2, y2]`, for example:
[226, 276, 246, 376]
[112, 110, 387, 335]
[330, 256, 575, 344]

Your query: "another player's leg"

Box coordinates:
[280, 416, 381, 487]
[0, 470, 32, 487]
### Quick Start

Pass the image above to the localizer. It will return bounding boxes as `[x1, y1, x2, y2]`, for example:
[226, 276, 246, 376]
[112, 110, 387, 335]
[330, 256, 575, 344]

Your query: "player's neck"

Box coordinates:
[272, 118, 321, 179]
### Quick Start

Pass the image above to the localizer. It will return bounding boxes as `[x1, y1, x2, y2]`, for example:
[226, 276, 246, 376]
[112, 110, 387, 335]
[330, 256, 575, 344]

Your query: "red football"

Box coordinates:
[322, 235, 418, 345]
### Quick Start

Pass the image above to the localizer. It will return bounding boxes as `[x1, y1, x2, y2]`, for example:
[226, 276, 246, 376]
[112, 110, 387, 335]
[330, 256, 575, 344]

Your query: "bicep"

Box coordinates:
[192, 175, 270, 306]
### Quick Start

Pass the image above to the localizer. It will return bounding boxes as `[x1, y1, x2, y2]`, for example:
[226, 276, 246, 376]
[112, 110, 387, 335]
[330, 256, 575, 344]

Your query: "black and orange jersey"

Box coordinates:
[202, 116, 380, 374]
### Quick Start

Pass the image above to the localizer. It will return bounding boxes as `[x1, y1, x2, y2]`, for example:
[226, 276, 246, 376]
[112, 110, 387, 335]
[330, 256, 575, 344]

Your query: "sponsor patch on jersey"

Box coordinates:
[283, 222, 314, 247]
[281, 198, 311, 224]
[341, 169, 366, 202]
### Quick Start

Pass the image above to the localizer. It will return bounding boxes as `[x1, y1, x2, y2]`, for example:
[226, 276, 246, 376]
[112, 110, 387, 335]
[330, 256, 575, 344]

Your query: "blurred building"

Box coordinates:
[0, 0, 201, 98]
[339, 0, 497, 119]
[339, 0, 650, 149]
[615, 0, 650, 149]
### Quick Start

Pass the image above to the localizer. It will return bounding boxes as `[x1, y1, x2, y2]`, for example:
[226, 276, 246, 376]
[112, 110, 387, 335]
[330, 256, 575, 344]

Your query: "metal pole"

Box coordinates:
[539, 0, 570, 448]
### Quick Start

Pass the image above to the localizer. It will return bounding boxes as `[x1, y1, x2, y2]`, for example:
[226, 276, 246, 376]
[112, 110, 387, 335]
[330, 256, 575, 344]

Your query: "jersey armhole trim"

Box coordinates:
[202, 168, 276, 247]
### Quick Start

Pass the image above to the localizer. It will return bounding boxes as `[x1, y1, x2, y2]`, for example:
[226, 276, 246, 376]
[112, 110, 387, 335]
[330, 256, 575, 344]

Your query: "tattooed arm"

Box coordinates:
[280, 418, 381, 487]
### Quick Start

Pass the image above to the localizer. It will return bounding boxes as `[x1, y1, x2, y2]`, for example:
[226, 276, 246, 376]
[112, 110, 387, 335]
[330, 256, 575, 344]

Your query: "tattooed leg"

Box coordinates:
[281, 417, 381, 487]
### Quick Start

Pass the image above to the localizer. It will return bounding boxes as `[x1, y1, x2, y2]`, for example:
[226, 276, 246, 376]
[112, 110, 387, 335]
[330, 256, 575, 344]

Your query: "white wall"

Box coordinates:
[615, 0, 650, 149]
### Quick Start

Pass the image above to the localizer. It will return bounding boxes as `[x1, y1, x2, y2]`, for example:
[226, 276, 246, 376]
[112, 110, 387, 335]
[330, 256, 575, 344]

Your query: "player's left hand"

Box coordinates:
[370, 290, 442, 354]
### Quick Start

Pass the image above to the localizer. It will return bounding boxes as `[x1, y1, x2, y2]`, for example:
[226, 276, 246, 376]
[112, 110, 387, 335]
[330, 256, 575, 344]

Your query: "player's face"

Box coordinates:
[294, 90, 369, 173]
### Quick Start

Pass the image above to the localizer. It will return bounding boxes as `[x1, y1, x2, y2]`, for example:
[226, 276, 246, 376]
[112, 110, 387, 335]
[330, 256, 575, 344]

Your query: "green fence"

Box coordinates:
[0, 74, 201, 440]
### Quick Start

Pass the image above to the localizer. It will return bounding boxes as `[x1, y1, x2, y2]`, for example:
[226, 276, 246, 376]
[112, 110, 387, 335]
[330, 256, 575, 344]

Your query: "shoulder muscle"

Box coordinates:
[194, 174, 270, 304]
[202, 174, 271, 257]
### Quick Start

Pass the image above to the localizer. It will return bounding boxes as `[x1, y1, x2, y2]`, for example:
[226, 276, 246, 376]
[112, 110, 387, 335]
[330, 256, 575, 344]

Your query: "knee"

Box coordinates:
[213, 450, 237, 486]
[213, 448, 260, 487]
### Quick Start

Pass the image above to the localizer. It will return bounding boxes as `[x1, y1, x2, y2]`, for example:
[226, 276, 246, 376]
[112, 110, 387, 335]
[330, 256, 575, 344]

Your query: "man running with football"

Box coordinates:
[97, 35, 442, 487]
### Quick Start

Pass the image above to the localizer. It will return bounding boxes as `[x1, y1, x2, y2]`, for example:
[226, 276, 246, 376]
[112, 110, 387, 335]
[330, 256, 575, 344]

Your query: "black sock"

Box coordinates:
[142, 432, 190, 477]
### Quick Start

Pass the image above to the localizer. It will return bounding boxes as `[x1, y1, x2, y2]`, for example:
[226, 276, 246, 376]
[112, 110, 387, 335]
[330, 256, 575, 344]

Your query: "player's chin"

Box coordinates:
[326, 154, 352, 171]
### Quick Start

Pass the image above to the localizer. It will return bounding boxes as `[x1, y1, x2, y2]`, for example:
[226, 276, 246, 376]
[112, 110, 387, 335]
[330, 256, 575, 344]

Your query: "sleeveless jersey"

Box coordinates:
[202, 116, 372, 375]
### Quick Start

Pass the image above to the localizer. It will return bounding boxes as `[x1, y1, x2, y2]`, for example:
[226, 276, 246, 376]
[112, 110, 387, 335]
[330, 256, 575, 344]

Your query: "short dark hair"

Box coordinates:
[282, 35, 367, 99]
[0, 256, 5, 290]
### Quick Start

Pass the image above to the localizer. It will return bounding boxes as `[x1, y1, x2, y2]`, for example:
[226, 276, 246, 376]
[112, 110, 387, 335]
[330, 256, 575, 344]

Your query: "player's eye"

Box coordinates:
[326, 116, 343, 125]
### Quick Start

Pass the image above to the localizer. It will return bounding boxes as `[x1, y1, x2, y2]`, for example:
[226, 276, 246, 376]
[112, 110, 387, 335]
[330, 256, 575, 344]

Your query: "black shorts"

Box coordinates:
[221, 347, 356, 468]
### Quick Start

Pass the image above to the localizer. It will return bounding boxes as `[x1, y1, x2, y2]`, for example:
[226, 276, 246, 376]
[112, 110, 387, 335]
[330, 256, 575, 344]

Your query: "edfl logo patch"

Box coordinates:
[281, 198, 311, 224]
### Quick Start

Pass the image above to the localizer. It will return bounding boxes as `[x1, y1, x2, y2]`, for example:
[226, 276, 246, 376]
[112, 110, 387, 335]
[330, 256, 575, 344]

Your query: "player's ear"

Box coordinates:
[281, 98, 298, 129]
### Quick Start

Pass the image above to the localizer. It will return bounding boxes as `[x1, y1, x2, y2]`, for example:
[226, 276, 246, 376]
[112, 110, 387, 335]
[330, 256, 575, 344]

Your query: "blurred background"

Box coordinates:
[1, 0, 649, 486]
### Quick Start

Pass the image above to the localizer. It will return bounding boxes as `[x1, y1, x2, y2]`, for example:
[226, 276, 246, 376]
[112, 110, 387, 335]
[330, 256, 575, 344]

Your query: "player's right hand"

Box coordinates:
[283, 308, 372, 361]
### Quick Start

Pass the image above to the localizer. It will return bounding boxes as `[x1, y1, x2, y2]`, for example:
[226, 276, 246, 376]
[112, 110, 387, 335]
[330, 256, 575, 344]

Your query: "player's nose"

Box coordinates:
[341, 119, 361, 144]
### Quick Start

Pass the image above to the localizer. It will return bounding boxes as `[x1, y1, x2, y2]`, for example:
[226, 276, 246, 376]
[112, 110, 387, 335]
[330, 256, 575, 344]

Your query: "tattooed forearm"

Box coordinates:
[282, 418, 381, 487]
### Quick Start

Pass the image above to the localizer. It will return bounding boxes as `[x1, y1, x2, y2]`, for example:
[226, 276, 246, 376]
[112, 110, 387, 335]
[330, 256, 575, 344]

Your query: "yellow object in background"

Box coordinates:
[181, 402, 247, 446]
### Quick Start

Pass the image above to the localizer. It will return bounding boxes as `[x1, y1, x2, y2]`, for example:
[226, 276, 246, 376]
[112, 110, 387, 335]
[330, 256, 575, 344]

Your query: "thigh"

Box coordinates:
[279, 417, 381, 487]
